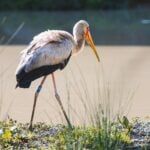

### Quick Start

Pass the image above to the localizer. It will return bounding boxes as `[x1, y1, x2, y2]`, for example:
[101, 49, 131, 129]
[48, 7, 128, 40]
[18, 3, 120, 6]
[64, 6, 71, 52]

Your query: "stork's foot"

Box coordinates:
[29, 124, 33, 131]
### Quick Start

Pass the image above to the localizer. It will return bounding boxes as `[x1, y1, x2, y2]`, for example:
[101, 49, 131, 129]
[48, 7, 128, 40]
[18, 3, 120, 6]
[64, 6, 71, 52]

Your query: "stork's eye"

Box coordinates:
[85, 27, 89, 36]
[87, 27, 90, 31]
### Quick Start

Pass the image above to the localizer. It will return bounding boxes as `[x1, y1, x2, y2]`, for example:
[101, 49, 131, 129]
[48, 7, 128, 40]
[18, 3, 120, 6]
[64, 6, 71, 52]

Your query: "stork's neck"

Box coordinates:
[73, 34, 85, 54]
[76, 38, 85, 52]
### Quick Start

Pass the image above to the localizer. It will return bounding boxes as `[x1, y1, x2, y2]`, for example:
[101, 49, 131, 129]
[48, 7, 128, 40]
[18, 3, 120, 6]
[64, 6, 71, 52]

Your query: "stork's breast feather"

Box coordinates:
[24, 38, 73, 72]
[16, 30, 75, 74]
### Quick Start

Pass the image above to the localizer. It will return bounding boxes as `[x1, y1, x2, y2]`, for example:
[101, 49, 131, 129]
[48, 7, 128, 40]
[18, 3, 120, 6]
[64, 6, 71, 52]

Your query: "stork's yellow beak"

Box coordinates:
[84, 28, 100, 62]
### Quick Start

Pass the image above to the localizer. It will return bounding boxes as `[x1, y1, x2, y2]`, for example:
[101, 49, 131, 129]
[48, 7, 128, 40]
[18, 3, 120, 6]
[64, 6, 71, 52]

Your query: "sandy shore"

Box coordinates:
[0, 46, 150, 124]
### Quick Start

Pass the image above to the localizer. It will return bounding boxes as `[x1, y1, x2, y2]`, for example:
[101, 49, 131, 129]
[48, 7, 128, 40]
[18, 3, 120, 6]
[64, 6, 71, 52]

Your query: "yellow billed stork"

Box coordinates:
[15, 20, 100, 129]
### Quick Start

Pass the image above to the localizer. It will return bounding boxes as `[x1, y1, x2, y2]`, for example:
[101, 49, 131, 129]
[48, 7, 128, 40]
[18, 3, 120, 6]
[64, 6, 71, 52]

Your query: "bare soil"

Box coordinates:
[0, 46, 150, 124]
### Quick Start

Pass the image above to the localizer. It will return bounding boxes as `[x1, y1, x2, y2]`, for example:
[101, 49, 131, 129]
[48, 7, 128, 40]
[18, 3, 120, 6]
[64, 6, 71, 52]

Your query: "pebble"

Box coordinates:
[130, 120, 150, 149]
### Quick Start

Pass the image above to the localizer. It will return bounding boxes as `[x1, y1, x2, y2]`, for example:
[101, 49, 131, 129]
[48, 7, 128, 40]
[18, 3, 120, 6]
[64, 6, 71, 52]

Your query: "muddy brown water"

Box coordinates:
[0, 46, 150, 125]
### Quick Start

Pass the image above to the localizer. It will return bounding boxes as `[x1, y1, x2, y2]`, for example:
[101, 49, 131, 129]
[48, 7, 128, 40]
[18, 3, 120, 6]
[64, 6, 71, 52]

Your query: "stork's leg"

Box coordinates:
[51, 73, 72, 129]
[29, 76, 47, 130]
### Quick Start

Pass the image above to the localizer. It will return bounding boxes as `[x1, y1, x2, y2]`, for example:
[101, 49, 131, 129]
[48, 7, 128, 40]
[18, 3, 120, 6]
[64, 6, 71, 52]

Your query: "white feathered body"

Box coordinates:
[15, 20, 90, 88]
[16, 30, 76, 75]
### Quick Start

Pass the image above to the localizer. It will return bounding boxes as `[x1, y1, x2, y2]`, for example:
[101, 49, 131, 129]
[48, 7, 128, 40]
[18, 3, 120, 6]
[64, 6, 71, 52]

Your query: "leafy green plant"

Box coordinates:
[0, 118, 133, 149]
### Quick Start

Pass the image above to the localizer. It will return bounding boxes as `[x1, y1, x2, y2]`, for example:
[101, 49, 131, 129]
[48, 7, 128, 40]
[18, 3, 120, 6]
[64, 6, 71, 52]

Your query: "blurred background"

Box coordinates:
[0, 0, 150, 123]
[0, 0, 150, 45]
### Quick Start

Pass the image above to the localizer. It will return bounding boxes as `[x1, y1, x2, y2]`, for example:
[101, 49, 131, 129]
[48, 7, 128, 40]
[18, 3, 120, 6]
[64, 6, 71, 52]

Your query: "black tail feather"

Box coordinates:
[16, 64, 60, 88]
[15, 80, 31, 88]
[16, 53, 72, 88]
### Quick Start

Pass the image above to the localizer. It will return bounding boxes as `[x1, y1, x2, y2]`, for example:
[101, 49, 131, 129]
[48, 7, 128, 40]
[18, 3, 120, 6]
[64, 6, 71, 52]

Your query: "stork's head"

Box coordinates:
[73, 20, 100, 62]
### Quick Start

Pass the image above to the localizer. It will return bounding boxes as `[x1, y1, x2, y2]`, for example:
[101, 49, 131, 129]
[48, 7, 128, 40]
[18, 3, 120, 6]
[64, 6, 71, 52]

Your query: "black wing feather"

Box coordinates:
[16, 53, 71, 88]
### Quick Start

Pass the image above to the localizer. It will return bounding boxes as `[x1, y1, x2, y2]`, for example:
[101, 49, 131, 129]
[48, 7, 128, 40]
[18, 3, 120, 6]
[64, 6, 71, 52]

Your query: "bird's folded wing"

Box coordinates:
[16, 31, 74, 75]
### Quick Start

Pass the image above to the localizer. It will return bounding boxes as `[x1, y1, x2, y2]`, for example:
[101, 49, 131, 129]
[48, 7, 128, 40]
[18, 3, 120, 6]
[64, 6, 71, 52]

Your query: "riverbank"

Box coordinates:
[0, 46, 150, 122]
